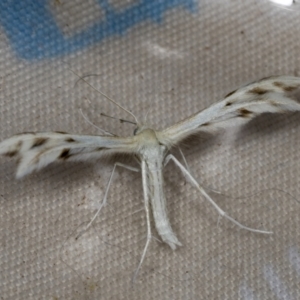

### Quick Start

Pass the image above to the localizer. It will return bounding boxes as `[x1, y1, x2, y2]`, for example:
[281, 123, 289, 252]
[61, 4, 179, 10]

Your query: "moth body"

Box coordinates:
[135, 127, 182, 249]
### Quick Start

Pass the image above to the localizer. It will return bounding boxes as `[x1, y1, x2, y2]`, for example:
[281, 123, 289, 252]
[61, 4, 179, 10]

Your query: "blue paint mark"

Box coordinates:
[0, 0, 197, 60]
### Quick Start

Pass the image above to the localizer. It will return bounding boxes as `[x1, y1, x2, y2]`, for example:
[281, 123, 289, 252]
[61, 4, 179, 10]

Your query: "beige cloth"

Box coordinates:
[0, 1, 300, 299]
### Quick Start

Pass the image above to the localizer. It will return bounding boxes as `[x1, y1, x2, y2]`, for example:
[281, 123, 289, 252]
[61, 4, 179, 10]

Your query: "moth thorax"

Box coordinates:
[137, 128, 159, 145]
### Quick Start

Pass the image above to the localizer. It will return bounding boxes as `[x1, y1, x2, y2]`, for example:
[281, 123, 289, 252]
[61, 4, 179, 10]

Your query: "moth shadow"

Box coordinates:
[29, 154, 139, 189]
[175, 131, 220, 157]
[235, 111, 300, 144]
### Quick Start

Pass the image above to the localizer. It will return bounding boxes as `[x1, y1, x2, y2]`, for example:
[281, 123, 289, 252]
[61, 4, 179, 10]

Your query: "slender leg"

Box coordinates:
[178, 147, 190, 173]
[132, 160, 152, 283]
[178, 148, 223, 195]
[76, 162, 139, 239]
[165, 154, 272, 235]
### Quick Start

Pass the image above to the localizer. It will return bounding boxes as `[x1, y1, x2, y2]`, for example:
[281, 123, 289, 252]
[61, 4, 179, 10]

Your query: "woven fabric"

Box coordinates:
[0, 1, 300, 299]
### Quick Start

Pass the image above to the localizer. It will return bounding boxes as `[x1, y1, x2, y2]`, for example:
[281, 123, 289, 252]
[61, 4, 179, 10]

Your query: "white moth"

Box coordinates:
[1, 75, 300, 280]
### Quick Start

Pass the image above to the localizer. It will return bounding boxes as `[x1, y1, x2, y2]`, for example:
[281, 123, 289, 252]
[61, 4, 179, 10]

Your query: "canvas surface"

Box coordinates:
[0, 1, 300, 299]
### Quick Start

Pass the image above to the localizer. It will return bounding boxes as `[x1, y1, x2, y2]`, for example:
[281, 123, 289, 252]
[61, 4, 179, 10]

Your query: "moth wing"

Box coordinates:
[0, 132, 138, 178]
[157, 76, 300, 146]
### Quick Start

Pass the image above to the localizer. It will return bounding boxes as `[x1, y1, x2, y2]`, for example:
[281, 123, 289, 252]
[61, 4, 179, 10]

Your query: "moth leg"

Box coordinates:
[132, 160, 152, 283]
[177, 148, 223, 195]
[165, 154, 272, 235]
[178, 147, 190, 173]
[76, 162, 139, 239]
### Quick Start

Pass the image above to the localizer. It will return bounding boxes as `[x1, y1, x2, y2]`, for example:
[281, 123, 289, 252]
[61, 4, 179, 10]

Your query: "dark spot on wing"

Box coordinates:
[4, 150, 18, 157]
[96, 147, 108, 151]
[225, 101, 233, 107]
[225, 89, 237, 98]
[248, 87, 269, 95]
[284, 85, 298, 92]
[202, 122, 211, 126]
[65, 138, 76, 143]
[273, 81, 299, 92]
[55, 131, 68, 134]
[59, 148, 71, 159]
[272, 81, 285, 89]
[4, 140, 23, 157]
[238, 108, 252, 117]
[31, 137, 48, 148]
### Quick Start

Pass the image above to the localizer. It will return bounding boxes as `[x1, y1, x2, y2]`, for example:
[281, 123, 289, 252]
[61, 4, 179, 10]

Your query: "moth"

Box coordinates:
[1, 75, 300, 280]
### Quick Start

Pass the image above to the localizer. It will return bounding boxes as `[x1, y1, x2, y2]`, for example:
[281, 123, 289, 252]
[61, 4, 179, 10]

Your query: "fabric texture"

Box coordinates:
[0, 1, 300, 299]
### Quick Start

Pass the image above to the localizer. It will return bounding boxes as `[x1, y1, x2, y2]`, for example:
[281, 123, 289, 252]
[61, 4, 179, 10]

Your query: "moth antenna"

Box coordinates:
[143, 109, 151, 124]
[79, 108, 116, 136]
[69, 68, 139, 124]
[100, 112, 136, 125]
[74, 73, 101, 87]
